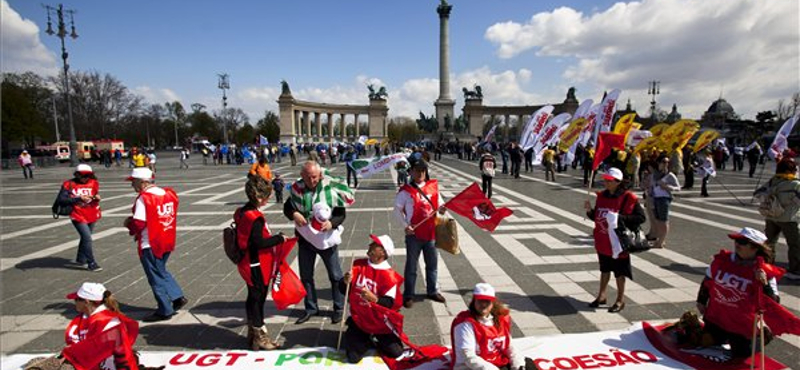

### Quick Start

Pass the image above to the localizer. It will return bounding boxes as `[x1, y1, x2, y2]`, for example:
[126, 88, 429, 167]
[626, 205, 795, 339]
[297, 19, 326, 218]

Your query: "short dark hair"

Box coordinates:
[776, 158, 797, 174]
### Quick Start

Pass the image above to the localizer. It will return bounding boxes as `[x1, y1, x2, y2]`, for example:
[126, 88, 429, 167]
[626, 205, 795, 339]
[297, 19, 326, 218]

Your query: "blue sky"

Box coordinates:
[3, 0, 798, 123]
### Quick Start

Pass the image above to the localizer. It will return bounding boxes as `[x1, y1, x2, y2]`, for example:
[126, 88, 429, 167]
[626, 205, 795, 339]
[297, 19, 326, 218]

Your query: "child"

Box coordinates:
[271, 174, 285, 203]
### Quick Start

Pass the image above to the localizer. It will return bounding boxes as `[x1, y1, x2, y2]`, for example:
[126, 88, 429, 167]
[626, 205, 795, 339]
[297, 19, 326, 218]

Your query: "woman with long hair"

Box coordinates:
[234, 177, 287, 350]
[647, 154, 681, 249]
[450, 283, 523, 370]
[62, 164, 103, 271]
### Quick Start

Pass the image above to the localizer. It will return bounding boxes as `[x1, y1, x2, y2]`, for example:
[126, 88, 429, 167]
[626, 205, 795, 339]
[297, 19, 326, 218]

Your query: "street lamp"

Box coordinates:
[647, 80, 660, 122]
[44, 3, 79, 165]
[218, 73, 230, 144]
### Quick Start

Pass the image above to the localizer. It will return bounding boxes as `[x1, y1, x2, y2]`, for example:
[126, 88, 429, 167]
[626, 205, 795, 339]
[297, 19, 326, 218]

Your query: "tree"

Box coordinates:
[187, 109, 219, 142]
[776, 93, 800, 122]
[256, 111, 281, 143]
[165, 101, 186, 147]
[214, 107, 249, 143]
[60, 70, 141, 140]
[235, 123, 256, 145]
[1, 74, 50, 147]
[388, 117, 420, 142]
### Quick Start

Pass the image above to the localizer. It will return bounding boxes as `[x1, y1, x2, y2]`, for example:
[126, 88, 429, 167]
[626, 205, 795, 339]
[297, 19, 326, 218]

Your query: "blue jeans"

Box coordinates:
[403, 235, 438, 298]
[72, 221, 96, 267]
[298, 239, 344, 313]
[140, 249, 184, 316]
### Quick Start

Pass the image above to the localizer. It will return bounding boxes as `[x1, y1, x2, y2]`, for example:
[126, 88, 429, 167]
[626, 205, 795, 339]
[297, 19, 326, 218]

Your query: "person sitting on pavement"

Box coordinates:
[234, 177, 288, 350]
[450, 283, 524, 370]
[695, 228, 782, 358]
[340, 234, 414, 364]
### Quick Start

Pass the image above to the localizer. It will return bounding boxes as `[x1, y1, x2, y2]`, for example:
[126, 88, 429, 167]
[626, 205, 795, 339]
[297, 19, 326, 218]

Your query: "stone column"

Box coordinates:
[354, 113, 360, 137]
[327, 113, 334, 142]
[314, 112, 322, 141]
[278, 94, 296, 143]
[340, 113, 346, 141]
[435, 1, 455, 130]
[302, 111, 310, 142]
[294, 110, 301, 136]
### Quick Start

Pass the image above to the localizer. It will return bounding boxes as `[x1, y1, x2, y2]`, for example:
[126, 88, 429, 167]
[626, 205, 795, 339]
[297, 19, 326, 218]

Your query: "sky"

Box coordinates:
[2, 0, 798, 125]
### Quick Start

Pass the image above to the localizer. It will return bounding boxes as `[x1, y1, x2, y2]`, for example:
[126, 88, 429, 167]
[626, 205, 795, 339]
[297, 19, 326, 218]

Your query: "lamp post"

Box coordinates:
[218, 73, 230, 144]
[44, 4, 78, 165]
[647, 80, 660, 122]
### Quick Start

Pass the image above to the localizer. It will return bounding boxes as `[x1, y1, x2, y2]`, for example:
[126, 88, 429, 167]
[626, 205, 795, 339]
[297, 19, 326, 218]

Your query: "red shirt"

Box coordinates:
[65, 179, 101, 224]
[592, 190, 637, 257]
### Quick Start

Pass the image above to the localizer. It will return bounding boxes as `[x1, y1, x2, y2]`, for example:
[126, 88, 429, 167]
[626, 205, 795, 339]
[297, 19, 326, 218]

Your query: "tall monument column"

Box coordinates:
[435, 0, 455, 131]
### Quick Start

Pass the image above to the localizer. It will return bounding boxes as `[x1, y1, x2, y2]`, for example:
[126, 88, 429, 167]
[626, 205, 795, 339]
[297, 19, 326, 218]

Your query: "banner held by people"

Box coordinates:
[692, 130, 721, 154]
[348, 153, 409, 179]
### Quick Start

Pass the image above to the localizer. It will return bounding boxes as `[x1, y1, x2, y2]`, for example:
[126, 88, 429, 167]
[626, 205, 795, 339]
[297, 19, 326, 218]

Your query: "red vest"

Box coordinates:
[134, 187, 179, 258]
[234, 207, 278, 286]
[592, 190, 637, 257]
[400, 180, 439, 241]
[704, 250, 781, 338]
[349, 258, 404, 334]
[64, 309, 138, 346]
[450, 311, 512, 369]
[65, 179, 101, 224]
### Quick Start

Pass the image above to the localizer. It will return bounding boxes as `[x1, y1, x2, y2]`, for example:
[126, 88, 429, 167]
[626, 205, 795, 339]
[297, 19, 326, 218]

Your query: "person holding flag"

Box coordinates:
[123, 168, 187, 322]
[234, 177, 291, 350]
[584, 168, 646, 313]
[59, 282, 139, 370]
[450, 283, 524, 370]
[285, 161, 354, 325]
[695, 227, 800, 358]
[395, 159, 447, 308]
[697, 149, 716, 197]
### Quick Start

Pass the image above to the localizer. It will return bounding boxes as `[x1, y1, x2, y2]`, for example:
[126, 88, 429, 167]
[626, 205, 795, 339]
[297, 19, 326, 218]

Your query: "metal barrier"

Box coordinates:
[1, 156, 58, 170]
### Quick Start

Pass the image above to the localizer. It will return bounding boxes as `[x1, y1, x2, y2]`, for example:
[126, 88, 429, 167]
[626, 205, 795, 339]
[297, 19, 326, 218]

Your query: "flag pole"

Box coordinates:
[337, 255, 356, 351]
[750, 161, 769, 204]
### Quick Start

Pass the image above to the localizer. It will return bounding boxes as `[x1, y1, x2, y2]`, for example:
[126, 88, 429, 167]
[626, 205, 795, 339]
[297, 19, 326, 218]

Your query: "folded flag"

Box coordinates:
[444, 183, 513, 232]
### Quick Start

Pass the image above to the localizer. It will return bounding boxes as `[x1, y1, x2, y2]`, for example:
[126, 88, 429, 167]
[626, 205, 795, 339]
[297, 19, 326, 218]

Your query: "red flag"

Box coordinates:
[271, 238, 306, 310]
[757, 259, 800, 336]
[592, 132, 626, 171]
[62, 320, 138, 370]
[444, 183, 513, 232]
[362, 303, 449, 370]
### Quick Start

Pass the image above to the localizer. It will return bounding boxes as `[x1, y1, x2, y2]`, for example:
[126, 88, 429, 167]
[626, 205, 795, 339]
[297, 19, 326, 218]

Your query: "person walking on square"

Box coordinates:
[179, 148, 189, 169]
[523, 148, 534, 173]
[542, 146, 557, 182]
[114, 148, 122, 166]
[395, 159, 446, 308]
[271, 174, 285, 204]
[18, 150, 34, 179]
[754, 158, 800, 280]
[123, 168, 187, 322]
[478, 150, 496, 198]
[284, 161, 354, 325]
[248, 155, 273, 182]
[63, 165, 103, 272]
[340, 234, 413, 363]
[235, 177, 287, 350]
[747, 142, 762, 178]
[289, 144, 297, 166]
[345, 147, 359, 188]
[450, 283, 524, 370]
[698, 150, 715, 197]
[508, 143, 522, 179]
[584, 168, 646, 313]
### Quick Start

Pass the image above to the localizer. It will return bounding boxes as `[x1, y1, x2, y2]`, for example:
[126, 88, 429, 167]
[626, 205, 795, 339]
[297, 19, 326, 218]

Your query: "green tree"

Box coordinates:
[256, 111, 281, 143]
[187, 109, 219, 142]
[236, 123, 256, 144]
[1, 76, 50, 147]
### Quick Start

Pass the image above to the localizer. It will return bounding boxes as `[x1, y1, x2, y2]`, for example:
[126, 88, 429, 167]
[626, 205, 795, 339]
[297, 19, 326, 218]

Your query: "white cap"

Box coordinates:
[76, 164, 93, 174]
[126, 167, 154, 181]
[728, 227, 768, 245]
[66, 282, 106, 301]
[602, 167, 623, 182]
[369, 234, 395, 256]
[473, 283, 496, 301]
[312, 202, 332, 222]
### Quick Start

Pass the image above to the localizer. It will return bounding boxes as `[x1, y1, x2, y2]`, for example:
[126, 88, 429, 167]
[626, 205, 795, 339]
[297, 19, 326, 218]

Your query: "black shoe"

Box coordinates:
[427, 293, 446, 303]
[331, 311, 343, 324]
[142, 312, 173, 322]
[588, 298, 607, 308]
[172, 297, 188, 311]
[295, 311, 315, 324]
[608, 302, 626, 313]
[403, 297, 414, 309]
[87, 264, 103, 272]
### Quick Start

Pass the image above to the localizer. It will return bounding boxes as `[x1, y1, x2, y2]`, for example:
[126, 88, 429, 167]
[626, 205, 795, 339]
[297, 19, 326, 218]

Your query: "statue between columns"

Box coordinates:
[367, 84, 388, 100]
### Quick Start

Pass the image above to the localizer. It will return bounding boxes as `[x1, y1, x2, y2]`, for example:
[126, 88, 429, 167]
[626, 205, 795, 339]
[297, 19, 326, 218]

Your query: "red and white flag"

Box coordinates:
[768, 112, 799, 160]
[444, 183, 513, 232]
[520, 105, 554, 150]
[270, 238, 306, 310]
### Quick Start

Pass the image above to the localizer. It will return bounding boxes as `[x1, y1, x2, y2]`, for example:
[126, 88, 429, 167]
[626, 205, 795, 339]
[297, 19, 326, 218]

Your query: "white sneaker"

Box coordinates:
[783, 272, 800, 280]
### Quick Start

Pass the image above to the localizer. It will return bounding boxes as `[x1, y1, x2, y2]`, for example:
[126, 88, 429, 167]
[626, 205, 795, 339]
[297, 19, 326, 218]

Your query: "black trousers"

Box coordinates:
[701, 175, 710, 196]
[511, 161, 521, 178]
[481, 174, 493, 199]
[246, 266, 268, 327]
[347, 165, 358, 187]
[344, 318, 403, 363]
[683, 169, 694, 189]
[703, 321, 772, 358]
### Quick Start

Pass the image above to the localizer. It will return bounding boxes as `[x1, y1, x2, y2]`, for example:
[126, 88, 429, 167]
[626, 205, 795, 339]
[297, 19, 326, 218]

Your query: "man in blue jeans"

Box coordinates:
[124, 167, 187, 322]
[394, 159, 446, 308]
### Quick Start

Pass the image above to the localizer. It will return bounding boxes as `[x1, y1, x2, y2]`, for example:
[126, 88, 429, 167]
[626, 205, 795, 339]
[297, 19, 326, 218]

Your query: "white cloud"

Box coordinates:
[0, 0, 58, 75]
[484, 0, 799, 119]
[133, 86, 181, 104]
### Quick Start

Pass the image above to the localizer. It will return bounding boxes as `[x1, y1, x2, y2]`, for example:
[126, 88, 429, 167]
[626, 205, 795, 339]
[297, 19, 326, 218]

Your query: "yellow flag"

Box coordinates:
[634, 136, 660, 154]
[657, 120, 697, 152]
[692, 130, 721, 154]
[649, 123, 670, 137]
[557, 118, 586, 153]
[365, 138, 378, 146]
[613, 114, 637, 135]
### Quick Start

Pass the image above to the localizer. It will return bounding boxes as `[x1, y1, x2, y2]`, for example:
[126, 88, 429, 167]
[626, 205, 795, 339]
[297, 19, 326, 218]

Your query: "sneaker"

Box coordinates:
[783, 272, 800, 281]
[87, 264, 103, 272]
[172, 297, 188, 311]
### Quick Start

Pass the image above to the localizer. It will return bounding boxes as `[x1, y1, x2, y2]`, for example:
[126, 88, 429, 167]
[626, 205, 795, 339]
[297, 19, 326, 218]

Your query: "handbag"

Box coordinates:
[51, 183, 74, 219]
[411, 183, 460, 254]
[614, 193, 650, 253]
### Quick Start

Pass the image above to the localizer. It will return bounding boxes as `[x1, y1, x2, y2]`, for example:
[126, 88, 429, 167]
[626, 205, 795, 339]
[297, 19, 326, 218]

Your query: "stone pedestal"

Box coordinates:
[368, 99, 389, 138]
[463, 98, 484, 136]
[278, 94, 296, 144]
[435, 99, 455, 131]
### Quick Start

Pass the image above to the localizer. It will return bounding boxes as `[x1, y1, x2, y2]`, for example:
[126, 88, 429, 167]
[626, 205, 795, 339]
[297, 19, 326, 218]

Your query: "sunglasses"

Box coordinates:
[734, 238, 751, 246]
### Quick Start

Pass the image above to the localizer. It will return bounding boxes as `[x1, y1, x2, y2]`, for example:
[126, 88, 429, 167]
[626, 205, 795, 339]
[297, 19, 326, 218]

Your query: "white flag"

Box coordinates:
[531, 113, 571, 164]
[573, 99, 594, 120]
[520, 105, 554, 150]
[768, 113, 799, 159]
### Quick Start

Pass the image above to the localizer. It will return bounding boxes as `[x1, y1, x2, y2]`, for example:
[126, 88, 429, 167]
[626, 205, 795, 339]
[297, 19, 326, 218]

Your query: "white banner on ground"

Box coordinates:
[354, 153, 408, 179]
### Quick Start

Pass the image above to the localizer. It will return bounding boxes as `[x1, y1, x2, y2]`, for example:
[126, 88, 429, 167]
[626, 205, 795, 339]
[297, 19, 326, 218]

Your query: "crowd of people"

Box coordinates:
[39, 132, 800, 370]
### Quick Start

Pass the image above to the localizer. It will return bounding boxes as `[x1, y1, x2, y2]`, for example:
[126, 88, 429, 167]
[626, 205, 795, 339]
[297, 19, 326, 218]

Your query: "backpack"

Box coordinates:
[51, 183, 74, 219]
[223, 220, 245, 264]
[758, 182, 785, 219]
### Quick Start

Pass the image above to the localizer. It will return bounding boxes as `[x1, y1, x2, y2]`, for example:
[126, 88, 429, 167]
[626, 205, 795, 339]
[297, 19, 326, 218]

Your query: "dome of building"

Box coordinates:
[707, 98, 735, 115]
